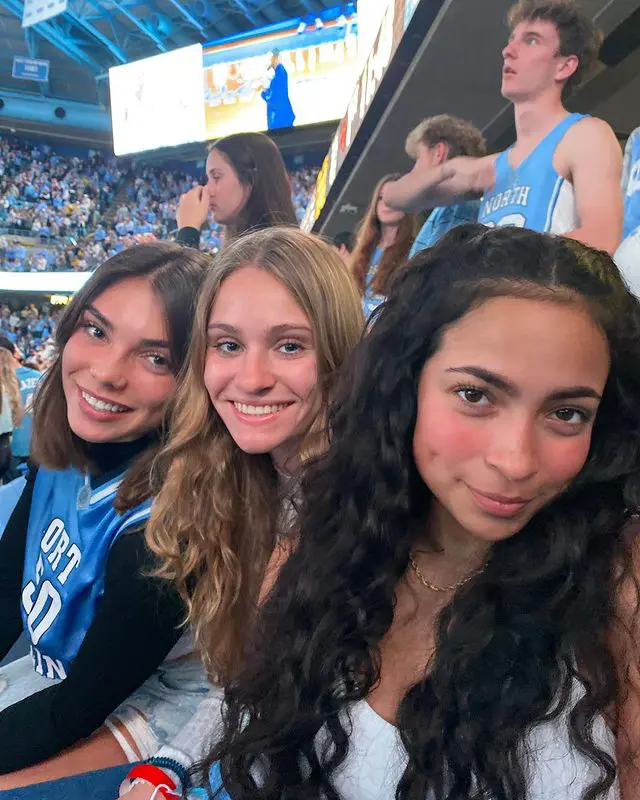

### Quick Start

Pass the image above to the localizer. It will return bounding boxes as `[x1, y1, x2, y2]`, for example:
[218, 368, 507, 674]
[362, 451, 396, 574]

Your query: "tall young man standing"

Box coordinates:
[383, 0, 623, 254]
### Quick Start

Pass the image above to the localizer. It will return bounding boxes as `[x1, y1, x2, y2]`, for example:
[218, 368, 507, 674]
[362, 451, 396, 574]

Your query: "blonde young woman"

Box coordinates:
[0, 347, 23, 483]
[117, 227, 364, 800]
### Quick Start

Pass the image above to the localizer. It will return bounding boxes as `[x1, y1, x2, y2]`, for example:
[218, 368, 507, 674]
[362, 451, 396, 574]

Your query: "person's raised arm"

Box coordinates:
[382, 154, 496, 214]
[175, 186, 211, 249]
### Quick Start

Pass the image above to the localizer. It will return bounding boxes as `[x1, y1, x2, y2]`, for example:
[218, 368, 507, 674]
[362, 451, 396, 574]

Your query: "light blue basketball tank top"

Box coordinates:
[21, 466, 152, 680]
[478, 113, 586, 233]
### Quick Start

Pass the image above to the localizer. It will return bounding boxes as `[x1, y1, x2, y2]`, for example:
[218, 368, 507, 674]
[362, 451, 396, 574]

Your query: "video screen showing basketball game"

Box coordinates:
[202, 4, 359, 139]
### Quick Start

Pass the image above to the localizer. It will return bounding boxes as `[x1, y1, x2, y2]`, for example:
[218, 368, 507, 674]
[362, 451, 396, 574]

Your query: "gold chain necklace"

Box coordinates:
[409, 553, 487, 593]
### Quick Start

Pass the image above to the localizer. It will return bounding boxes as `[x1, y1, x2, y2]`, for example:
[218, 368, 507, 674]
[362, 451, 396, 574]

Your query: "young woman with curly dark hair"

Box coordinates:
[203, 224, 640, 800]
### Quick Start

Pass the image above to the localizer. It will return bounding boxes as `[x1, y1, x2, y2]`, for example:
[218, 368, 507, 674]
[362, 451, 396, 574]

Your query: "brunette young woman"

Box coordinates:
[0, 243, 210, 789]
[206, 225, 640, 800]
[174, 132, 298, 250]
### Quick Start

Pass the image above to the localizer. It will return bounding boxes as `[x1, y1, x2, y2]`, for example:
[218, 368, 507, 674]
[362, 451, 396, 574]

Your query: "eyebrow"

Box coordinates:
[139, 338, 171, 349]
[85, 304, 170, 350]
[207, 323, 313, 337]
[86, 304, 112, 330]
[508, 29, 542, 42]
[445, 366, 602, 402]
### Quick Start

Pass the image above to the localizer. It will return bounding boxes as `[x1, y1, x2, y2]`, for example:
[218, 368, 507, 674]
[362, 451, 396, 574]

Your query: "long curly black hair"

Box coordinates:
[203, 224, 640, 800]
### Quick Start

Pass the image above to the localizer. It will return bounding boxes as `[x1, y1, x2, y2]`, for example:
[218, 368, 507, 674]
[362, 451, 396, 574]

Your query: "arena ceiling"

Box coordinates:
[0, 0, 336, 104]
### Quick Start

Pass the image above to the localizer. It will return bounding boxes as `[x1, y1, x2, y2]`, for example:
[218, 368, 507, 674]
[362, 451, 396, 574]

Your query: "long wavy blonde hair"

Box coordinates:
[0, 349, 22, 428]
[146, 227, 364, 679]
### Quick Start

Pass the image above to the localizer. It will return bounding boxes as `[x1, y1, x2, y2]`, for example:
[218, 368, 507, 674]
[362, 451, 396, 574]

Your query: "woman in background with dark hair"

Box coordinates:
[0, 243, 209, 788]
[174, 132, 298, 249]
[205, 225, 640, 799]
[350, 174, 418, 318]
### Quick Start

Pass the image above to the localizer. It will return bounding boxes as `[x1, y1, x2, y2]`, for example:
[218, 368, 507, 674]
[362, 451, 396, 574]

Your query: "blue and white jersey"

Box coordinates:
[11, 366, 43, 458]
[478, 113, 586, 234]
[21, 467, 152, 680]
[622, 126, 640, 240]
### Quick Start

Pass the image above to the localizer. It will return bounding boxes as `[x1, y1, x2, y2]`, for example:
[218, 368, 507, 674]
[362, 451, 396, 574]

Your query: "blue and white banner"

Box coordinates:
[22, 0, 67, 28]
[12, 55, 50, 82]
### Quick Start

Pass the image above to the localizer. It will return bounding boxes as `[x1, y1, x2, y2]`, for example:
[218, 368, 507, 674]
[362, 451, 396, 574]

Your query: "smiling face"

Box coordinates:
[413, 295, 610, 544]
[204, 266, 318, 465]
[205, 148, 252, 226]
[501, 19, 576, 102]
[61, 276, 176, 444]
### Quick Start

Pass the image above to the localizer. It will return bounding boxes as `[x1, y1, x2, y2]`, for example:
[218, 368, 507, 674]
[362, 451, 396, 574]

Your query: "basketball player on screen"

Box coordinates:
[383, 0, 623, 255]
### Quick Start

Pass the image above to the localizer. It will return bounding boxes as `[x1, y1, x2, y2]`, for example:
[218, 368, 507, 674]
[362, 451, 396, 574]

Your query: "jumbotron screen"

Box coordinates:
[108, 6, 359, 155]
[109, 44, 206, 156]
[202, 9, 358, 139]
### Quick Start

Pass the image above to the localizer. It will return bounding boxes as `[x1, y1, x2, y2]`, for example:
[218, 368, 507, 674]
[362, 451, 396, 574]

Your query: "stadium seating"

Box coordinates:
[0, 135, 318, 273]
[0, 301, 58, 363]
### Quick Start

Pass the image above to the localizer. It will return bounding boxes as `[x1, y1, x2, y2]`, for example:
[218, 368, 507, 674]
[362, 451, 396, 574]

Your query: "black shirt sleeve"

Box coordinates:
[0, 470, 36, 661]
[175, 226, 201, 249]
[0, 530, 186, 773]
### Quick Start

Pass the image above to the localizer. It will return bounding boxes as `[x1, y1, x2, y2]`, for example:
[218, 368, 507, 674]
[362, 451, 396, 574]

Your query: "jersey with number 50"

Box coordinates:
[21, 467, 152, 679]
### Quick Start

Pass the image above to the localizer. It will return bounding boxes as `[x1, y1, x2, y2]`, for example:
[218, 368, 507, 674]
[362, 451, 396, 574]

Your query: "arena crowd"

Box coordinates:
[1, 3, 640, 800]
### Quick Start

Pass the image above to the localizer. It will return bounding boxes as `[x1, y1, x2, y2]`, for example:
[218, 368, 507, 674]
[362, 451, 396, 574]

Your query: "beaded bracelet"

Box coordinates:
[146, 756, 192, 791]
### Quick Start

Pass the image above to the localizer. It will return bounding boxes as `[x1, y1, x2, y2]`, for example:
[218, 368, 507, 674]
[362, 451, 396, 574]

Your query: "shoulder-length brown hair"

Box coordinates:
[146, 227, 364, 680]
[30, 242, 211, 511]
[350, 174, 418, 296]
[211, 132, 298, 238]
